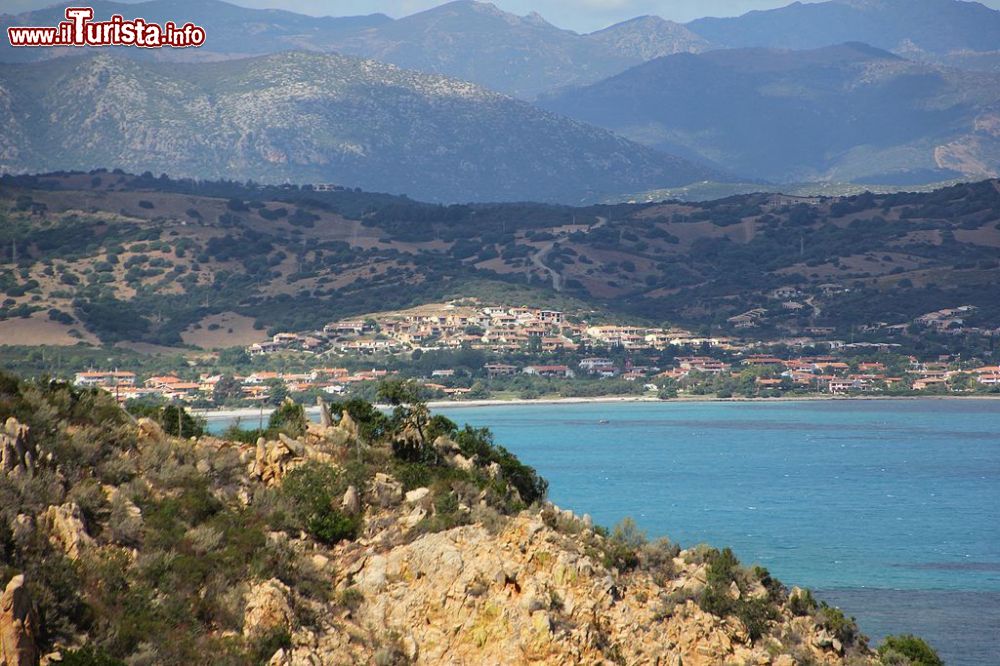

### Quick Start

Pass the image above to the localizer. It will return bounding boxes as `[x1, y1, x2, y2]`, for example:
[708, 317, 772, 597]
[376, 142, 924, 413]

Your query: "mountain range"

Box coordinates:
[0, 52, 715, 203]
[1, 0, 999, 196]
[541, 42, 1000, 184]
[5, 0, 1000, 95]
[0, 0, 709, 98]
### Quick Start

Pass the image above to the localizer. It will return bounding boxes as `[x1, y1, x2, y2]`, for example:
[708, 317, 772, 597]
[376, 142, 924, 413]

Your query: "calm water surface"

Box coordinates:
[213, 400, 1000, 664]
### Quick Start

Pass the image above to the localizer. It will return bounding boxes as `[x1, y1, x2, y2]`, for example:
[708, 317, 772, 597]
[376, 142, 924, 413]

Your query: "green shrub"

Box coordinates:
[737, 597, 779, 642]
[599, 539, 640, 572]
[698, 548, 779, 642]
[59, 645, 126, 666]
[281, 463, 359, 545]
[816, 604, 858, 646]
[453, 426, 547, 505]
[248, 628, 292, 664]
[877, 635, 943, 666]
[788, 588, 818, 616]
[267, 400, 307, 438]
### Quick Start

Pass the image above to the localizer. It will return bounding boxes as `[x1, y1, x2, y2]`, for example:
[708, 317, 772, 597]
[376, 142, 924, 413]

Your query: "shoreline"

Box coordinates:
[195, 393, 1000, 420]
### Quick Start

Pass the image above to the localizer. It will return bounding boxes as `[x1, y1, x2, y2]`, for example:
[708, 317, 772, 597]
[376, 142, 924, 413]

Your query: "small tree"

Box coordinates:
[268, 400, 307, 438]
[265, 379, 289, 406]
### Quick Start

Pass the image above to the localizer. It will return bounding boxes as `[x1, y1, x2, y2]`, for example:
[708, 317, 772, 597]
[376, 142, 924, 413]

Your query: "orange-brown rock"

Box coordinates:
[0, 575, 39, 666]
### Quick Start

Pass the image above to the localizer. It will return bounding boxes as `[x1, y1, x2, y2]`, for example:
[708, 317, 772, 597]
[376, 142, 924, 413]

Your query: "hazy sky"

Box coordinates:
[232, 0, 1000, 32]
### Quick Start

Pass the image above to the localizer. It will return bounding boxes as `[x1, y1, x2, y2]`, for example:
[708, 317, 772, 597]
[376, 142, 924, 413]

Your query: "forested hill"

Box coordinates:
[1, 171, 999, 350]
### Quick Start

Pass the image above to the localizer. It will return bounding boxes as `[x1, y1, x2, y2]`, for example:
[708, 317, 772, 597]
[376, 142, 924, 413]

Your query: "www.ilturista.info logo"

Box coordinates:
[7, 7, 206, 48]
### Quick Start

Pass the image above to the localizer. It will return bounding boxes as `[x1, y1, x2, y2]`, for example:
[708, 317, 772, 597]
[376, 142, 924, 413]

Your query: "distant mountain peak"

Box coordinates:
[416, 0, 556, 27]
[588, 13, 709, 60]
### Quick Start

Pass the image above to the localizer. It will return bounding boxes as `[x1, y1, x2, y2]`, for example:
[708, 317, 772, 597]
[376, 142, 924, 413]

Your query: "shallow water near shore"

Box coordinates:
[209, 399, 1000, 664]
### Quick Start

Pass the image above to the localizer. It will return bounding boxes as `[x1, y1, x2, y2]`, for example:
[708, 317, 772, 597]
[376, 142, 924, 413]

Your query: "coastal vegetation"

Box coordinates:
[0, 370, 941, 664]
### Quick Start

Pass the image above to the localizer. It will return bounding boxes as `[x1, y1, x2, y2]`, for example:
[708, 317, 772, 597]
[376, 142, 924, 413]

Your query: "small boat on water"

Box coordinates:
[597, 419, 610, 425]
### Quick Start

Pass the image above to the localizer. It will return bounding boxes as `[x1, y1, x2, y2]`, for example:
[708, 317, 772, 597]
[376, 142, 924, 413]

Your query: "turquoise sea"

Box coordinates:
[211, 399, 1000, 664]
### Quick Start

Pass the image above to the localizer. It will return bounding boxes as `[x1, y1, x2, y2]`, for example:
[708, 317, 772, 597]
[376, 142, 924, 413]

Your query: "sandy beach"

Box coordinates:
[193, 392, 999, 421]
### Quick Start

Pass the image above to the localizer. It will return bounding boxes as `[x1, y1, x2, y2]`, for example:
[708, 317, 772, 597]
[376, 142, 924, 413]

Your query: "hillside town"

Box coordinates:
[67, 301, 1000, 405]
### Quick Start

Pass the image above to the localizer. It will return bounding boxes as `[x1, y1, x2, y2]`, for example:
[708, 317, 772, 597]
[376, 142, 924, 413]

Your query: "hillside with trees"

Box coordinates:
[1, 171, 999, 352]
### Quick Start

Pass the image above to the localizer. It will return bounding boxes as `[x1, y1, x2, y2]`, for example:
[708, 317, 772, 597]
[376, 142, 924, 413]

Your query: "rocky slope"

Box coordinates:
[0, 51, 713, 204]
[588, 16, 711, 62]
[0, 373, 930, 665]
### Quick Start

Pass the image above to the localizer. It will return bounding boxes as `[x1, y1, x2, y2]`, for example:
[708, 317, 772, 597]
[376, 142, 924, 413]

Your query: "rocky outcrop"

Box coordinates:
[0, 575, 39, 666]
[247, 412, 359, 487]
[135, 417, 164, 442]
[270, 513, 867, 666]
[342, 486, 361, 515]
[0, 419, 34, 478]
[317, 397, 334, 429]
[368, 473, 403, 508]
[40, 503, 94, 561]
[338, 412, 359, 441]
[243, 579, 294, 640]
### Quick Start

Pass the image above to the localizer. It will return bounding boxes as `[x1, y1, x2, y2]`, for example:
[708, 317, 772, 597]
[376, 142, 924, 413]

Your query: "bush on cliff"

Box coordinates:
[281, 462, 360, 545]
[877, 635, 943, 666]
[698, 548, 780, 642]
[453, 425, 548, 505]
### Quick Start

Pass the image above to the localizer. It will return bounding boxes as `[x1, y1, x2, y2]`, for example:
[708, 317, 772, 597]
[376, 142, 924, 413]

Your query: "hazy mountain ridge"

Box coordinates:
[0, 52, 715, 203]
[540, 43, 1000, 184]
[0, 0, 705, 98]
[326, 0, 642, 99]
[688, 0, 1000, 57]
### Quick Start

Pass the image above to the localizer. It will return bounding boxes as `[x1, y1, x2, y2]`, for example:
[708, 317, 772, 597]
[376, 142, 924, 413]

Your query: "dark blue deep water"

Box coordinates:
[213, 399, 1000, 664]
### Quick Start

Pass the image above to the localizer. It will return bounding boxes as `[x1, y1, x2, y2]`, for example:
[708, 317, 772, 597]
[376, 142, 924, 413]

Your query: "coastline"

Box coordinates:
[194, 392, 1000, 420]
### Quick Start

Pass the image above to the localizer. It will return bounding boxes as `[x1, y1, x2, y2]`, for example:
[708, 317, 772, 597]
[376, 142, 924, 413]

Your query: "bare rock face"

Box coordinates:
[270, 512, 873, 666]
[243, 579, 294, 640]
[249, 428, 346, 486]
[0, 575, 40, 666]
[338, 412, 360, 441]
[41, 503, 94, 561]
[0, 419, 35, 478]
[369, 473, 403, 508]
[317, 397, 334, 429]
[342, 486, 361, 515]
[135, 417, 164, 442]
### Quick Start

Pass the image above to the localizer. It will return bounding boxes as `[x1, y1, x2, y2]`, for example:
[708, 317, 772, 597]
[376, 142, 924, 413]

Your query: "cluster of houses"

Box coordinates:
[654, 355, 1000, 394]
[67, 298, 999, 404]
[73, 355, 1000, 404]
[73, 368, 398, 403]
[246, 302, 732, 357]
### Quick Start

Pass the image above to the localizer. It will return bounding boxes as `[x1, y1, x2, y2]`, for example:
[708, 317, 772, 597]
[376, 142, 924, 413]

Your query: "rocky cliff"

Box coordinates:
[0, 374, 926, 665]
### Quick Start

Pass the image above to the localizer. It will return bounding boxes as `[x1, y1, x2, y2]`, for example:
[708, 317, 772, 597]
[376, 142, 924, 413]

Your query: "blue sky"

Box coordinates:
[232, 0, 1000, 32]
